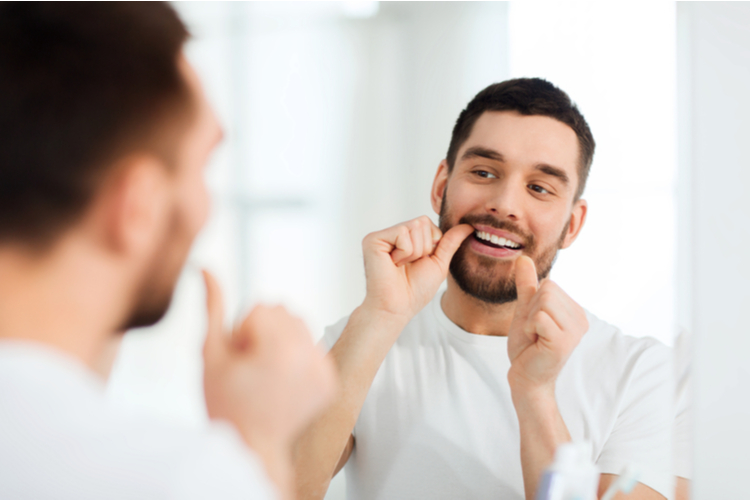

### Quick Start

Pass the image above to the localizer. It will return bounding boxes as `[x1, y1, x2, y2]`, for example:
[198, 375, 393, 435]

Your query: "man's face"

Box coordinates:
[123, 56, 222, 330]
[432, 111, 587, 304]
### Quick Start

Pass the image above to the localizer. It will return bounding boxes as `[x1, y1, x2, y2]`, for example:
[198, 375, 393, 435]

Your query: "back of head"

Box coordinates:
[0, 2, 191, 251]
[446, 78, 595, 200]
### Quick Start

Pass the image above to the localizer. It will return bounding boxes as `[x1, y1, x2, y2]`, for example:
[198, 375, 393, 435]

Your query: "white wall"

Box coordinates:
[509, 2, 678, 346]
[678, 3, 750, 498]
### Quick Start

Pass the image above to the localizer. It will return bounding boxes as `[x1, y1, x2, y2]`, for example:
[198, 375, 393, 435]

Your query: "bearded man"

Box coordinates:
[0, 4, 335, 499]
[293, 79, 674, 500]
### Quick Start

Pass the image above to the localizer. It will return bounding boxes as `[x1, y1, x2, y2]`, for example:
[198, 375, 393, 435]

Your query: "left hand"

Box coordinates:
[507, 256, 589, 393]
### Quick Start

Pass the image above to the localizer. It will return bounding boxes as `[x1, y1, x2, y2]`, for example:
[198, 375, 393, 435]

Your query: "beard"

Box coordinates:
[118, 207, 191, 331]
[439, 196, 568, 304]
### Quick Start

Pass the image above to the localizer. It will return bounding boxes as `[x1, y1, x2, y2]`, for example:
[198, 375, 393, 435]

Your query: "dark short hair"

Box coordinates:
[446, 78, 595, 200]
[0, 2, 191, 249]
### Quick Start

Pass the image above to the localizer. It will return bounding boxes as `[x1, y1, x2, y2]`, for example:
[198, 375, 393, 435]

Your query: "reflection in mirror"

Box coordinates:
[104, 2, 688, 500]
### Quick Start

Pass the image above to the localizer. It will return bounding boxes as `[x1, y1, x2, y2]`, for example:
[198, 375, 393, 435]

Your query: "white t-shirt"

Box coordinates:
[0, 341, 277, 500]
[322, 292, 674, 500]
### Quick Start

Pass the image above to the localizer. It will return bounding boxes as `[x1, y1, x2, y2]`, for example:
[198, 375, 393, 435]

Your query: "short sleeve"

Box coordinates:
[319, 315, 350, 353]
[596, 342, 674, 500]
[169, 421, 278, 500]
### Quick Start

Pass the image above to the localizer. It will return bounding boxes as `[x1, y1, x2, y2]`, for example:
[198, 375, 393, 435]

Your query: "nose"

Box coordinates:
[485, 179, 522, 221]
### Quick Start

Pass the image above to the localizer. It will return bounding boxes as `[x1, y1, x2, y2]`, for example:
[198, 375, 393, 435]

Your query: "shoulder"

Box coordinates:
[164, 422, 278, 500]
[575, 311, 671, 371]
[561, 311, 672, 402]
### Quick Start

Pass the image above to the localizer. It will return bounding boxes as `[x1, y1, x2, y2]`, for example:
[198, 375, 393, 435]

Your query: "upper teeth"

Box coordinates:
[475, 230, 521, 249]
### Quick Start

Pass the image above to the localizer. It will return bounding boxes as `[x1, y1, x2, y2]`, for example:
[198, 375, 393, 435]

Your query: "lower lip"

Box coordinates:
[468, 234, 522, 259]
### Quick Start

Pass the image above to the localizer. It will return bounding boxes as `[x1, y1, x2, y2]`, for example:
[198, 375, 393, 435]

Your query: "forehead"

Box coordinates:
[458, 111, 580, 174]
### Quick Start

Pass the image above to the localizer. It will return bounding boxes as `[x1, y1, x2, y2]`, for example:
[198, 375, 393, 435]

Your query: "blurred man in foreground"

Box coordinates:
[0, 3, 335, 499]
[294, 79, 675, 499]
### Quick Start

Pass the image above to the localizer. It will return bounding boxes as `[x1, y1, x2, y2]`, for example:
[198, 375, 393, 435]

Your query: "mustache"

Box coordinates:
[457, 214, 535, 249]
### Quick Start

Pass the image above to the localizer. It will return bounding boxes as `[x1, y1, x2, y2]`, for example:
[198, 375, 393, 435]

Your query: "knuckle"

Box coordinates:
[531, 309, 545, 323]
[580, 313, 589, 332]
[540, 280, 556, 292]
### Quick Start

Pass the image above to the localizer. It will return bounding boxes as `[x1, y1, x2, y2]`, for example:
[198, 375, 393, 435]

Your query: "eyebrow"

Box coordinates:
[461, 145, 571, 186]
[460, 146, 505, 163]
[535, 164, 569, 185]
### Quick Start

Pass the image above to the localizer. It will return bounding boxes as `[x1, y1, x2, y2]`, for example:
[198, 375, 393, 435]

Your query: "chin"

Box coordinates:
[449, 258, 518, 304]
[121, 294, 174, 331]
[120, 271, 180, 332]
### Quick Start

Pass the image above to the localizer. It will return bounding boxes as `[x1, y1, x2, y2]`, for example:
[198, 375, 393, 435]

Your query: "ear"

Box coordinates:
[430, 160, 450, 215]
[99, 156, 171, 257]
[560, 198, 587, 249]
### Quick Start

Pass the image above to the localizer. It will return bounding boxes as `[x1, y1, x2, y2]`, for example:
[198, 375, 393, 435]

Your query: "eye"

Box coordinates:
[474, 169, 497, 179]
[528, 184, 550, 195]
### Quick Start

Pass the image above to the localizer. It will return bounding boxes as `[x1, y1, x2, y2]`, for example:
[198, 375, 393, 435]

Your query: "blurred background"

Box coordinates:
[104, 2, 750, 498]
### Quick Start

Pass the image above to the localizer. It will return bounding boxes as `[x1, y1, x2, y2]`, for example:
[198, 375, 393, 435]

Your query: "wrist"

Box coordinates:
[332, 303, 412, 374]
[353, 301, 413, 332]
[508, 371, 557, 411]
[241, 432, 294, 499]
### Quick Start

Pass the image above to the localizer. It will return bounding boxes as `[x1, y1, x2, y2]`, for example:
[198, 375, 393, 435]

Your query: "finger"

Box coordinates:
[431, 224, 474, 270]
[430, 224, 442, 249]
[514, 255, 539, 309]
[202, 269, 225, 358]
[525, 281, 581, 335]
[234, 304, 281, 346]
[389, 226, 414, 266]
[409, 225, 425, 263]
[525, 309, 562, 346]
[422, 221, 434, 256]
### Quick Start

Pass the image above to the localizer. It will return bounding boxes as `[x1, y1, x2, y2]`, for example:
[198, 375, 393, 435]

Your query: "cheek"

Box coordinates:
[534, 212, 571, 245]
[178, 175, 210, 237]
[445, 182, 483, 215]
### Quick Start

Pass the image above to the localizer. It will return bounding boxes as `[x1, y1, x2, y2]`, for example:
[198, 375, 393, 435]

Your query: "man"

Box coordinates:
[0, 4, 334, 499]
[294, 79, 673, 499]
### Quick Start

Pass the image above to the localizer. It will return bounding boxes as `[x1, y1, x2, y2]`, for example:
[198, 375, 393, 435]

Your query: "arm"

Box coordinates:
[292, 305, 411, 499]
[201, 271, 337, 500]
[293, 217, 474, 500]
[507, 256, 589, 500]
[674, 477, 690, 500]
[509, 259, 671, 500]
[598, 475, 666, 500]
[511, 384, 571, 500]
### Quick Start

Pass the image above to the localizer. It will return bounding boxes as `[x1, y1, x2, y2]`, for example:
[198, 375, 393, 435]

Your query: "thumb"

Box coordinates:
[514, 255, 538, 310]
[431, 224, 474, 271]
[202, 269, 226, 358]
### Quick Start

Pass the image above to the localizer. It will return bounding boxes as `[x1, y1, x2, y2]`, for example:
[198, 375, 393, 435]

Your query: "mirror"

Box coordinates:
[107, 2, 699, 499]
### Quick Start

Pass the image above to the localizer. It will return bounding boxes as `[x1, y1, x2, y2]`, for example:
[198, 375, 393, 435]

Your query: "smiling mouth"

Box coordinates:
[473, 230, 524, 251]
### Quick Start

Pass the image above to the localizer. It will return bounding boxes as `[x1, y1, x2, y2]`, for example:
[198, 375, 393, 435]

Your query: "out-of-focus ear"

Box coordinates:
[98, 155, 170, 257]
[561, 198, 587, 249]
[431, 160, 450, 215]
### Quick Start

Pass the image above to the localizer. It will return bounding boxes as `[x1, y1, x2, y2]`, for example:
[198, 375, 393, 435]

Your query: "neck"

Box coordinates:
[0, 237, 128, 378]
[440, 275, 517, 336]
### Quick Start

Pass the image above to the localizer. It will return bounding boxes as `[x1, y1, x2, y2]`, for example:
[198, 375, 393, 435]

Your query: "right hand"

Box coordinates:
[201, 270, 337, 457]
[361, 216, 474, 321]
